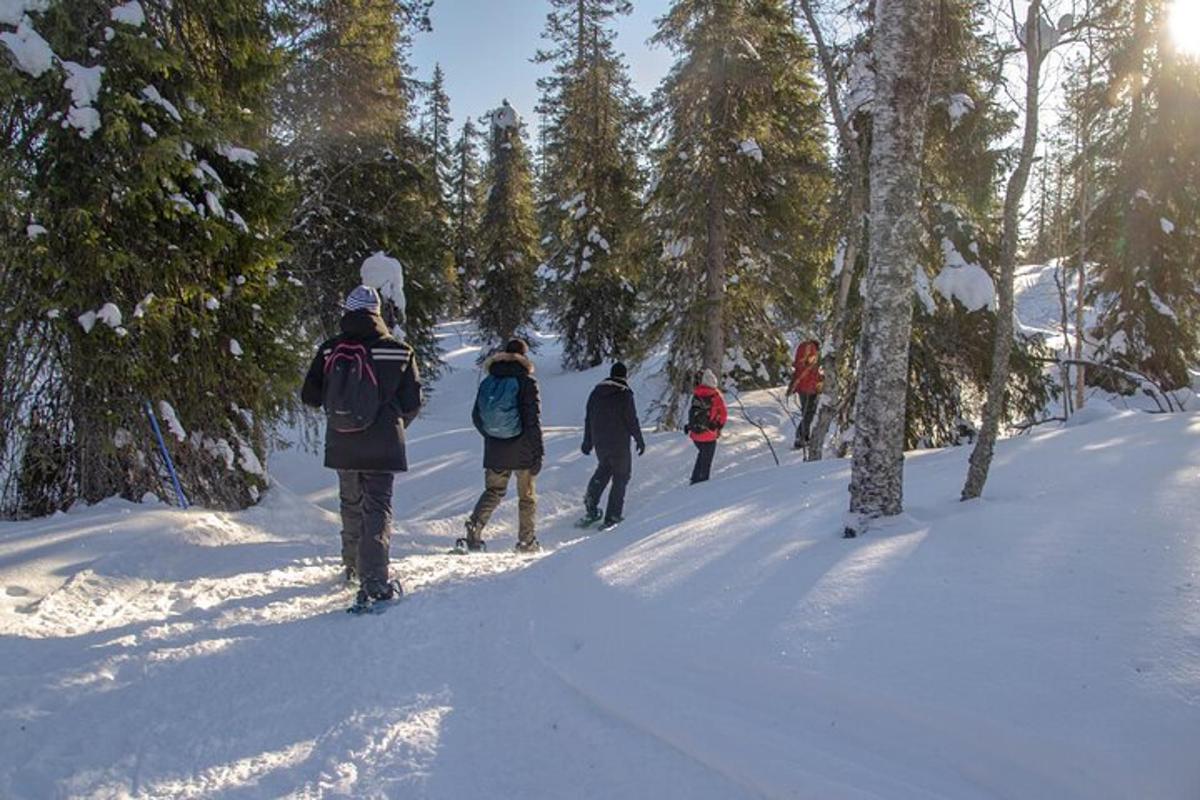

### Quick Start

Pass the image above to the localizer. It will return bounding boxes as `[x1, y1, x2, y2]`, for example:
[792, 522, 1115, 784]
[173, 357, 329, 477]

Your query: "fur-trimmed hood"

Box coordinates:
[594, 377, 631, 393]
[484, 351, 535, 375]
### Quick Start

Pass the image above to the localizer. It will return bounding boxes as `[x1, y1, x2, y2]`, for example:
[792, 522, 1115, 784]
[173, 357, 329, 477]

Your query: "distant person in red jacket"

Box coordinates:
[787, 339, 823, 450]
[684, 368, 728, 484]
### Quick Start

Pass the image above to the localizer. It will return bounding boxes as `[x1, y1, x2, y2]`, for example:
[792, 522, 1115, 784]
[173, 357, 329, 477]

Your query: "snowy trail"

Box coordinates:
[524, 411, 1200, 799]
[2, 321, 1198, 798]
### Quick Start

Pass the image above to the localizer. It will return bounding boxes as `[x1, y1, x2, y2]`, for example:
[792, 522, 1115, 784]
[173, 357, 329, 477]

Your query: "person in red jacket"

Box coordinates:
[787, 339, 823, 450]
[684, 368, 728, 484]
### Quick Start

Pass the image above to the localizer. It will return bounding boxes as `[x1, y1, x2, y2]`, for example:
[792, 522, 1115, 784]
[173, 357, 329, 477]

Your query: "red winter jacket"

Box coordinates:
[789, 340, 823, 396]
[687, 385, 728, 443]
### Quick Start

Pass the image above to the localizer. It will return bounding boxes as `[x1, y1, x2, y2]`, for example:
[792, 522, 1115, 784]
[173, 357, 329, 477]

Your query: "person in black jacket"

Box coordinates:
[464, 338, 544, 553]
[301, 285, 422, 600]
[580, 362, 645, 528]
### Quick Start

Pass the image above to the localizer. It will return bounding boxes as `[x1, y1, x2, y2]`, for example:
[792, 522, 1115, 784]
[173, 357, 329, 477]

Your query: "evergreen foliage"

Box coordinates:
[641, 0, 831, 425]
[1, 0, 302, 515]
[474, 100, 541, 349]
[535, 0, 644, 369]
[279, 0, 445, 370]
[448, 119, 484, 313]
[1080, 0, 1200, 390]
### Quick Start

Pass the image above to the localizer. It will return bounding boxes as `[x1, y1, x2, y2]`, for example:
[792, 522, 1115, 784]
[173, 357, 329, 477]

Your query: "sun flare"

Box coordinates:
[1168, 0, 1200, 58]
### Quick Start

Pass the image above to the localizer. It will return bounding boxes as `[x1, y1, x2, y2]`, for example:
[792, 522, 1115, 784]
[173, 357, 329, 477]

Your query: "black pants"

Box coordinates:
[337, 470, 395, 585]
[794, 393, 818, 449]
[690, 440, 717, 484]
[586, 450, 632, 523]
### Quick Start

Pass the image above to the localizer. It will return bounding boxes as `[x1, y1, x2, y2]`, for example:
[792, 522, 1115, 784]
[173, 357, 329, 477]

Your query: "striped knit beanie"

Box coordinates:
[344, 285, 381, 313]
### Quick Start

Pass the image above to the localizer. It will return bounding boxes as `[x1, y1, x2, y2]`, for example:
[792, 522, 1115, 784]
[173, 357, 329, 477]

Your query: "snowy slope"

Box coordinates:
[1, 321, 1198, 799]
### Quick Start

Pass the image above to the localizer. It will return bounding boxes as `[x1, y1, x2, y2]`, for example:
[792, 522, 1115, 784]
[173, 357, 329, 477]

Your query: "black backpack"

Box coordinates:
[322, 342, 382, 433]
[688, 393, 714, 433]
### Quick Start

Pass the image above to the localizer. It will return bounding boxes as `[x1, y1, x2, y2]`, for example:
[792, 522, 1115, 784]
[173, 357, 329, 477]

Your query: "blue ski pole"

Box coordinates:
[144, 401, 189, 510]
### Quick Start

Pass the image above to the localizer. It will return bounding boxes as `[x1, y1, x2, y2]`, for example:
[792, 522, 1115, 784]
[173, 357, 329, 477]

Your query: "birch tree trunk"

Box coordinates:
[961, 0, 1045, 501]
[798, 0, 867, 463]
[845, 0, 938, 533]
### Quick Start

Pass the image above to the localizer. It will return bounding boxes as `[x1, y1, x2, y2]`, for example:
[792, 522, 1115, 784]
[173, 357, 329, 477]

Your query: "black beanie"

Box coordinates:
[610, 362, 628, 379]
[505, 338, 529, 355]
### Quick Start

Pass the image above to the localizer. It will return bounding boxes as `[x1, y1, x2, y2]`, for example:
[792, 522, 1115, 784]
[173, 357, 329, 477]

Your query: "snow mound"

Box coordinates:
[947, 93, 974, 129]
[109, 0, 144, 26]
[491, 100, 519, 131]
[738, 139, 763, 163]
[1063, 396, 1123, 427]
[933, 238, 995, 311]
[1, 18, 55, 76]
[0, 0, 49, 26]
[360, 251, 406, 314]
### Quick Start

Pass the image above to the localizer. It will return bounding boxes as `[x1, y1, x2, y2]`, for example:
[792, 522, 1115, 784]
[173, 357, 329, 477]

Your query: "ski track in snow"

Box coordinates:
[1, 319, 1199, 798]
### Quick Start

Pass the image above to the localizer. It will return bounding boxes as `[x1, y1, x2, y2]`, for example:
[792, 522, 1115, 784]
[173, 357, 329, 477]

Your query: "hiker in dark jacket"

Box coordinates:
[580, 362, 645, 528]
[301, 285, 421, 601]
[461, 338, 544, 553]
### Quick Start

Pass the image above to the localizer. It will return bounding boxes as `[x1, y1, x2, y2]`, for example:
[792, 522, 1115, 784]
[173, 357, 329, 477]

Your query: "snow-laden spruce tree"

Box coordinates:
[474, 100, 541, 349]
[279, 0, 445, 369]
[845, 0, 939, 534]
[535, 0, 644, 369]
[1080, 0, 1200, 395]
[1, 0, 302, 515]
[448, 119, 484, 314]
[641, 0, 830, 425]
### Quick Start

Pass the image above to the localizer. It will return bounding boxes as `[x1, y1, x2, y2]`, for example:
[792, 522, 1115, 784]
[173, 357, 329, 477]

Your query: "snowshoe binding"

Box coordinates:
[598, 517, 622, 533]
[450, 537, 487, 556]
[575, 509, 602, 529]
[346, 579, 403, 615]
[514, 538, 542, 554]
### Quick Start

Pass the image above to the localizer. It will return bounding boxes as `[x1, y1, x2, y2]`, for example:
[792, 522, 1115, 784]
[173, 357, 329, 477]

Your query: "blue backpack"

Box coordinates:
[475, 375, 522, 439]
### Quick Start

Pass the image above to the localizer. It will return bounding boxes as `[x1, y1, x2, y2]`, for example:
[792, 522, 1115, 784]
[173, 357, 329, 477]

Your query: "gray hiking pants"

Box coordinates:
[338, 470, 395, 584]
[467, 468, 537, 545]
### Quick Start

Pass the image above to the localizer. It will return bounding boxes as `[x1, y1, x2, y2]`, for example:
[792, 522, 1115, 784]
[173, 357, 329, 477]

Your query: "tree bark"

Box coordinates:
[797, 0, 868, 462]
[961, 0, 1045, 501]
[845, 0, 939, 531]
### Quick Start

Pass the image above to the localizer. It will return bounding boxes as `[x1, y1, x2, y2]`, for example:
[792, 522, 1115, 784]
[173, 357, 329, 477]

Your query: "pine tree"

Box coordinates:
[419, 63, 456, 316]
[280, 0, 445, 369]
[642, 0, 830, 424]
[1, 0, 303, 515]
[448, 119, 484, 312]
[474, 100, 541, 348]
[1081, 0, 1200, 392]
[424, 64, 454, 195]
[534, 0, 644, 368]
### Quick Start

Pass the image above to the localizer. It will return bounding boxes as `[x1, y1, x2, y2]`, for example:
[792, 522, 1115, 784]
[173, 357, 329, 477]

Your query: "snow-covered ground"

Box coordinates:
[2, 321, 1198, 798]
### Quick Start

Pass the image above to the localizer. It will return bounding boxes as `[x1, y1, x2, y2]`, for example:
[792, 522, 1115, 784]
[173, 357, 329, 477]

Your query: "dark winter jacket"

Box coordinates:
[582, 378, 645, 457]
[471, 352, 544, 472]
[301, 310, 422, 472]
[687, 385, 728, 443]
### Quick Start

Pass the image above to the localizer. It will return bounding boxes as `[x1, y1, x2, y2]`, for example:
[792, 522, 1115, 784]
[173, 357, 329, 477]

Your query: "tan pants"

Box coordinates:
[467, 469, 537, 545]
